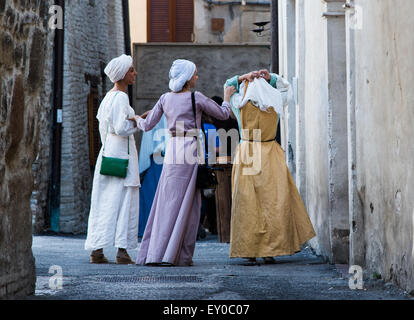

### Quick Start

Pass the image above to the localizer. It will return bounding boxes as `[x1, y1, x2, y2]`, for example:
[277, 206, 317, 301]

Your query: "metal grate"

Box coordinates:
[96, 275, 202, 283]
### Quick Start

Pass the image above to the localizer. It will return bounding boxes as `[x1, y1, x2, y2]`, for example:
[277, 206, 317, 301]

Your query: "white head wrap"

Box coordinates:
[169, 59, 196, 92]
[104, 54, 133, 83]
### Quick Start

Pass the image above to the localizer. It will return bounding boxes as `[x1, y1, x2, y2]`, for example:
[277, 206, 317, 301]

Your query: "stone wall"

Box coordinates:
[133, 43, 271, 115]
[31, 5, 55, 235]
[0, 0, 52, 299]
[59, 0, 125, 233]
[133, 43, 271, 156]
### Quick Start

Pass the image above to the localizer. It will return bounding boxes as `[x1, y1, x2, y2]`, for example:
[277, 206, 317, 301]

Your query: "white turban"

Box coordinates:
[169, 59, 196, 92]
[104, 54, 133, 83]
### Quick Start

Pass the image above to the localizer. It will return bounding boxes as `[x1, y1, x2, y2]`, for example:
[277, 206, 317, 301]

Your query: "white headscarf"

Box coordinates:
[104, 54, 133, 83]
[169, 59, 196, 92]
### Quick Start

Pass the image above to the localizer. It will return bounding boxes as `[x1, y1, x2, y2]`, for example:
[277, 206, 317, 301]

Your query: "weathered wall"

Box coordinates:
[0, 0, 51, 299]
[31, 6, 55, 235]
[324, 0, 349, 264]
[287, 0, 349, 263]
[59, 0, 125, 233]
[351, 0, 414, 292]
[294, 0, 306, 203]
[300, 0, 331, 260]
[278, 0, 296, 179]
[194, 0, 271, 43]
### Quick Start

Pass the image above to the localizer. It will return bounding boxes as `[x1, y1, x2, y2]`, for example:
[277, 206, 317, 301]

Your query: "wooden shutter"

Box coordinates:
[147, 0, 194, 42]
[147, 0, 171, 42]
[175, 0, 194, 42]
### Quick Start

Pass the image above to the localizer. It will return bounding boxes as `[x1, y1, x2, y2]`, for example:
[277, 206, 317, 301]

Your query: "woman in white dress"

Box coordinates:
[84, 54, 140, 264]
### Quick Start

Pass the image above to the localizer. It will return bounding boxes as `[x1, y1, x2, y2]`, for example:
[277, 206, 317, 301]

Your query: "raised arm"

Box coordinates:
[197, 86, 236, 120]
[224, 70, 278, 93]
[133, 94, 165, 132]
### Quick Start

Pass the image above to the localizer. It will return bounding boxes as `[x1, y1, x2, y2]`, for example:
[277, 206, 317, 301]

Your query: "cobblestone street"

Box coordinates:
[28, 234, 412, 301]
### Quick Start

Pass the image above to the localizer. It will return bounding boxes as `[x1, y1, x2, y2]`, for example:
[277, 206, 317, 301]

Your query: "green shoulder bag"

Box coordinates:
[100, 92, 130, 178]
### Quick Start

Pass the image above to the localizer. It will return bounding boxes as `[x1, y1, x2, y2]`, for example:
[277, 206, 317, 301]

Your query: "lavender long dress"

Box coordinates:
[135, 91, 230, 266]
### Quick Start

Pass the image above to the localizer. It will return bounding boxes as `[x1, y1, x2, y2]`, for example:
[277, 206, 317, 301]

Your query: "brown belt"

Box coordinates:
[171, 131, 194, 137]
[241, 138, 276, 142]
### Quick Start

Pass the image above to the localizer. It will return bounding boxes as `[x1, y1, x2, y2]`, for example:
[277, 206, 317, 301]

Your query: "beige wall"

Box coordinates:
[280, 0, 414, 292]
[129, 0, 147, 45]
[350, 0, 414, 292]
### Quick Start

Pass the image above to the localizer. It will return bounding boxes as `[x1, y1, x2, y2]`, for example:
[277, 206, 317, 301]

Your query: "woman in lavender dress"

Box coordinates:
[132, 59, 236, 266]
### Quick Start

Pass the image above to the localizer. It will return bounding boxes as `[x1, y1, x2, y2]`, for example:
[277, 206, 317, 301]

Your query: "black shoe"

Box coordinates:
[197, 224, 207, 239]
[263, 257, 276, 264]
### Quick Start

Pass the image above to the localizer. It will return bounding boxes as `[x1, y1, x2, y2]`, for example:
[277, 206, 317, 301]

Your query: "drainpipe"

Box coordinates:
[122, 0, 133, 103]
[49, 0, 64, 232]
[271, 0, 280, 144]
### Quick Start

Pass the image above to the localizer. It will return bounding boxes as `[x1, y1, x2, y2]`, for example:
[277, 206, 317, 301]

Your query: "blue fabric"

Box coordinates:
[202, 122, 219, 163]
[203, 123, 220, 148]
[138, 114, 169, 174]
[138, 157, 163, 237]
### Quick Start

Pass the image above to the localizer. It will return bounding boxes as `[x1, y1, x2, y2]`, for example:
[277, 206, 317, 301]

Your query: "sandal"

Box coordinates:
[116, 248, 135, 264]
[90, 249, 109, 264]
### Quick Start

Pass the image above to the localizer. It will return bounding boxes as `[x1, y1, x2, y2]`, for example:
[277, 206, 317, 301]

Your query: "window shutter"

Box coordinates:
[175, 0, 194, 42]
[148, 0, 171, 42]
[147, 0, 194, 42]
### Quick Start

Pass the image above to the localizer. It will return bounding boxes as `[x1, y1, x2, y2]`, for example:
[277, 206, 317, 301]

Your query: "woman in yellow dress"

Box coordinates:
[225, 70, 316, 264]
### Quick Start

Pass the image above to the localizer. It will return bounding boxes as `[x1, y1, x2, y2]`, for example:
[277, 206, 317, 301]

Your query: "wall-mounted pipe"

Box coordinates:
[271, 0, 280, 143]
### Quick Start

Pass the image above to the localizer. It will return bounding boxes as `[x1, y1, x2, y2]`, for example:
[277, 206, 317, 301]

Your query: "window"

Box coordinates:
[147, 0, 194, 42]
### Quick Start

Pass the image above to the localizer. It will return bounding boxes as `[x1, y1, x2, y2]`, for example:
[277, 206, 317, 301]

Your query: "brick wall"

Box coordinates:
[59, 0, 125, 233]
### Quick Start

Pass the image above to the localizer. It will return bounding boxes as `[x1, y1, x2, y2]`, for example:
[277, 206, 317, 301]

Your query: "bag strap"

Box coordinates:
[103, 91, 130, 155]
[191, 91, 197, 128]
[191, 92, 209, 165]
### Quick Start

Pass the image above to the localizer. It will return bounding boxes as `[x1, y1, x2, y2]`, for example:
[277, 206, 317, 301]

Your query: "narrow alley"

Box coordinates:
[2, 0, 414, 306]
[28, 234, 411, 301]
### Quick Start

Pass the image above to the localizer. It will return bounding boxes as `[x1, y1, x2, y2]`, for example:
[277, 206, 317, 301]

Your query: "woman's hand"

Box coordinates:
[224, 85, 237, 102]
[127, 110, 150, 123]
[126, 116, 137, 127]
[140, 110, 150, 119]
[238, 71, 260, 83]
[258, 69, 271, 81]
